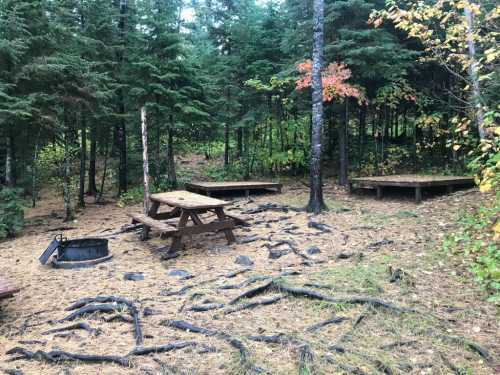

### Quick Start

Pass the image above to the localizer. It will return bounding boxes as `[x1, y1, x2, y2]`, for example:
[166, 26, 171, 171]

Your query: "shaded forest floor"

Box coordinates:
[0, 176, 498, 374]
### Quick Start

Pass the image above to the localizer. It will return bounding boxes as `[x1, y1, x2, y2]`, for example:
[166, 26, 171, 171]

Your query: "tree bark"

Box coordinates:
[464, 4, 486, 139]
[88, 123, 97, 195]
[338, 99, 349, 186]
[307, 0, 326, 213]
[224, 122, 230, 167]
[5, 135, 14, 187]
[358, 105, 367, 164]
[166, 117, 177, 189]
[78, 113, 86, 208]
[141, 107, 150, 214]
[117, 0, 128, 195]
[63, 127, 74, 222]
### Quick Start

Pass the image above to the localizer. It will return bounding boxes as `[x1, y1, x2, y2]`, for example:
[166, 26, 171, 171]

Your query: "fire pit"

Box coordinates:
[39, 235, 112, 269]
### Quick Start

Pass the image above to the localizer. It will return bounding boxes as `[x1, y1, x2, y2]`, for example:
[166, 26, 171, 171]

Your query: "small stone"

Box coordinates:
[124, 272, 144, 281]
[268, 249, 288, 259]
[306, 246, 321, 255]
[235, 255, 254, 266]
[168, 269, 192, 278]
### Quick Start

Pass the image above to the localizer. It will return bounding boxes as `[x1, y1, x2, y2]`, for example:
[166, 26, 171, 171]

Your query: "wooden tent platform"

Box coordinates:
[349, 175, 475, 203]
[186, 181, 282, 197]
[0, 276, 19, 300]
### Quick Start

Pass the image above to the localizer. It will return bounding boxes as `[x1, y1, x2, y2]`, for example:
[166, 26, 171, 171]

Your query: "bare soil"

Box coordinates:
[0, 179, 498, 375]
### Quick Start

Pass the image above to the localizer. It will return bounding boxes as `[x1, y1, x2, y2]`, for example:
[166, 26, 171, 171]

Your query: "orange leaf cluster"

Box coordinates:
[296, 60, 363, 103]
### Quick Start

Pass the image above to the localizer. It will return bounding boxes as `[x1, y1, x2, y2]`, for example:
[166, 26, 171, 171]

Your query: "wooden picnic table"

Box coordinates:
[0, 276, 19, 301]
[128, 190, 237, 254]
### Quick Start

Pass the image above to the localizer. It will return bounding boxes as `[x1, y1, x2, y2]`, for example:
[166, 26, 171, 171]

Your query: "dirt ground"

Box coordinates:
[0, 179, 498, 375]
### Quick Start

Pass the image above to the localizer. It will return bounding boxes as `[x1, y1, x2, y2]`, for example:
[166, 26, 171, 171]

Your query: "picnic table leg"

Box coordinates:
[169, 210, 189, 253]
[376, 186, 383, 200]
[148, 201, 160, 217]
[415, 186, 422, 204]
[140, 226, 150, 241]
[446, 185, 454, 194]
[214, 207, 236, 244]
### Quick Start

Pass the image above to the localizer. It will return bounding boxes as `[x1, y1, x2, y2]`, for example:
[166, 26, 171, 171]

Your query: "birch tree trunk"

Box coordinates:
[141, 107, 150, 215]
[464, 4, 486, 139]
[307, 0, 326, 213]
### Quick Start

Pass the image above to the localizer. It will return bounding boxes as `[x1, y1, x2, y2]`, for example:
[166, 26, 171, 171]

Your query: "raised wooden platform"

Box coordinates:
[186, 181, 282, 197]
[349, 175, 475, 203]
[0, 276, 19, 300]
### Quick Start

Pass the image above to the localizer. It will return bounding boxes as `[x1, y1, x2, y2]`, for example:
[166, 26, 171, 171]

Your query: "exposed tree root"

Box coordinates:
[188, 303, 224, 312]
[307, 221, 332, 233]
[128, 341, 197, 356]
[439, 352, 465, 375]
[2, 369, 24, 375]
[64, 296, 143, 346]
[160, 285, 193, 296]
[247, 334, 314, 374]
[306, 316, 349, 332]
[330, 346, 394, 375]
[324, 355, 367, 375]
[41, 322, 101, 336]
[224, 295, 285, 315]
[225, 268, 251, 278]
[5, 347, 130, 367]
[161, 320, 268, 374]
[61, 303, 126, 321]
[428, 331, 492, 363]
[379, 340, 418, 350]
[228, 281, 273, 305]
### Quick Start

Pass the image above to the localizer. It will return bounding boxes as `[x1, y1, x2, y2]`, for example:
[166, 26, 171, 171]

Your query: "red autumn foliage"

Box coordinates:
[296, 60, 365, 103]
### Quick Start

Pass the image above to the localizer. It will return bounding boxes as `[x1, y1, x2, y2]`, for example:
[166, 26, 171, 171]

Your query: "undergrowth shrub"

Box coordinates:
[443, 191, 500, 303]
[0, 188, 25, 239]
[204, 162, 246, 181]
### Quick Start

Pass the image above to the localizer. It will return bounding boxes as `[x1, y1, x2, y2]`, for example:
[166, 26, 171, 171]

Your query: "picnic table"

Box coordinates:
[0, 276, 19, 301]
[128, 191, 241, 254]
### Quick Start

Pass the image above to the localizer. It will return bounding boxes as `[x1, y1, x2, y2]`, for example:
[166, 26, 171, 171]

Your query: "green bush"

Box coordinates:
[443, 192, 500, 303]
[0, 188, 25, 239]
[203, 162, 246, 181]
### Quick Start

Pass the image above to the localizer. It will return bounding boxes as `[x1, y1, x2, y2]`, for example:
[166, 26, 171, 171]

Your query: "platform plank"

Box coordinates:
[350, 175, 474, 187]
[186, 181, 282, 195]
[349, 175, 475, 203]
[0, 277, 19, 300]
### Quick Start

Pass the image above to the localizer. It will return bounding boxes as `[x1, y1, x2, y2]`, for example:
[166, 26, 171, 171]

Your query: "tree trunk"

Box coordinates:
[5, 135, 14, 187]
[78, 113, 86, 208]
[224, 122, 230, 167]
[32, 141, 39, 208]
[88, 123, 97, 195]
[96, 130, 110, 204]
[117, 0, 128, 195]
[141, 107, 150, 214]
[63, 128, 74, 222]
[236, 127, 243, 159]
[464, 4, 486, 139]
[166, 117, 177, 189]
[307, 0, 326, 214]
[358, 105, 366, 165]
[338, 99, 349, 186]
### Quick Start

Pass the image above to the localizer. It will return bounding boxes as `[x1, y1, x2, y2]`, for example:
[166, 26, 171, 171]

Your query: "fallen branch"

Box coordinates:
[6, 347, 130, 367]
[41, 322, 101, 336]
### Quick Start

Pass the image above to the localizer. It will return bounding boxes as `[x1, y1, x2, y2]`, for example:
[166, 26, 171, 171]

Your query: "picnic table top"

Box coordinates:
[151, 190, 230, 210]
[350, 174, 474, 187]
[186, 181, 281, 190]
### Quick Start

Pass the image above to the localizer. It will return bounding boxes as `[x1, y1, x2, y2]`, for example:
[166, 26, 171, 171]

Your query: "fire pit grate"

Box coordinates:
[39, 235, 112, 269]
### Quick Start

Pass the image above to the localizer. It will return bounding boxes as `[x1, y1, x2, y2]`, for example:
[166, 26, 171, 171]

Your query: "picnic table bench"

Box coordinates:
[0, 276, 19, 301]
[128, 191, 239, 254]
